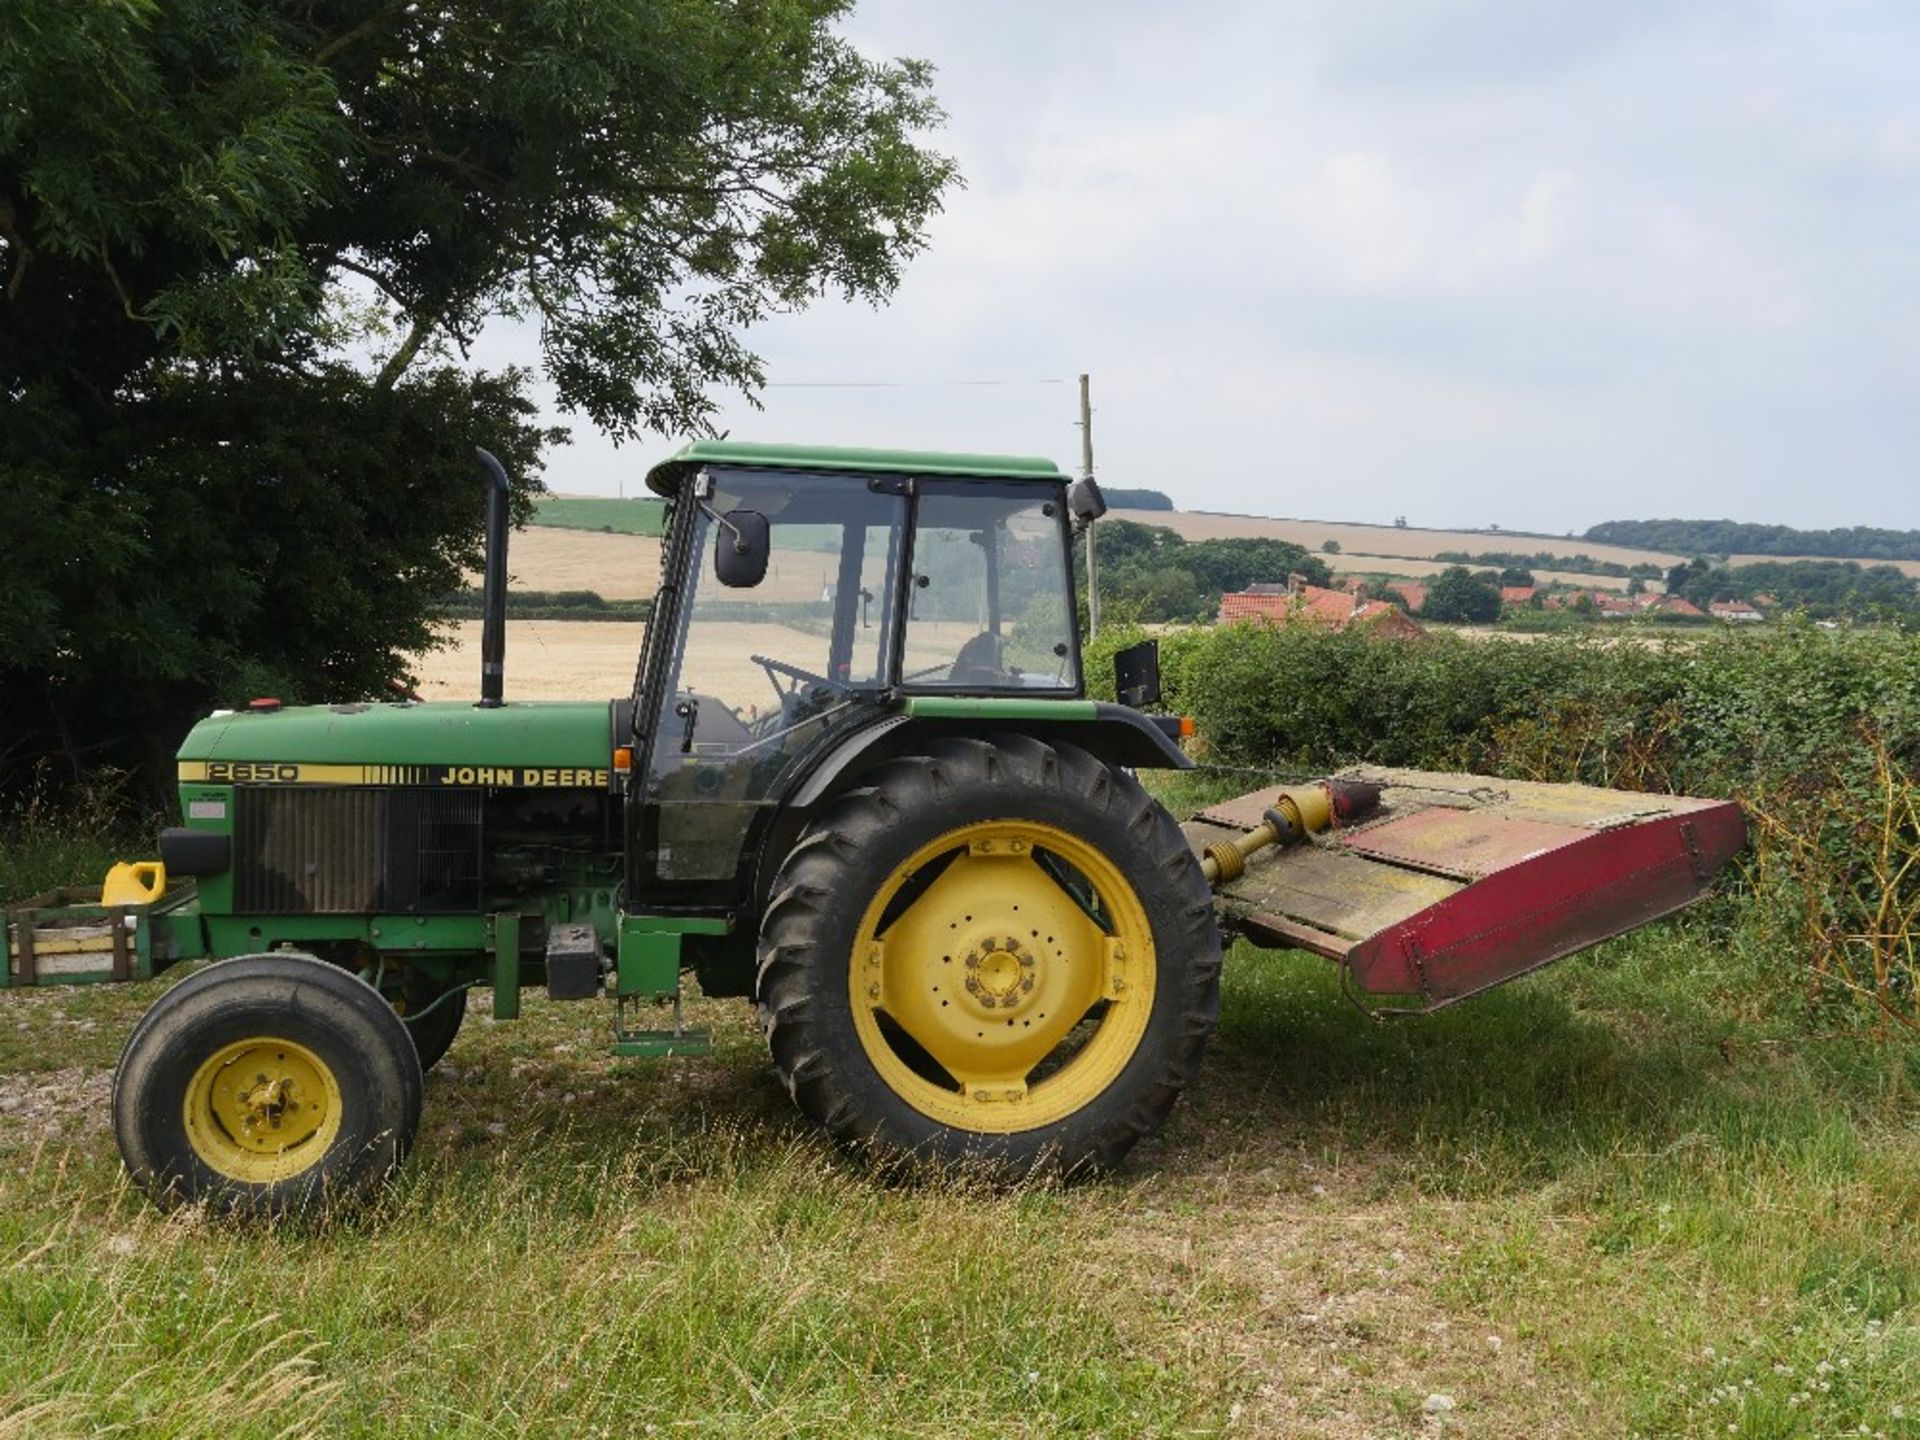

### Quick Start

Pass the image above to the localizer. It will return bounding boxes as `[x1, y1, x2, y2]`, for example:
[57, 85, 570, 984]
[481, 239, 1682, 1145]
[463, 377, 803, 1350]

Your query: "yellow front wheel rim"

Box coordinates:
[850, 819, 1156, 1134]
[183, 1038, 343, 1184]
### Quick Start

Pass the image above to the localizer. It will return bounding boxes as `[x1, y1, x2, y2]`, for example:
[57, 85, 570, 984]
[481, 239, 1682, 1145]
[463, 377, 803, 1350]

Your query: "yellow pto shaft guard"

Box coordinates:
[1199, 779, 1382, 885]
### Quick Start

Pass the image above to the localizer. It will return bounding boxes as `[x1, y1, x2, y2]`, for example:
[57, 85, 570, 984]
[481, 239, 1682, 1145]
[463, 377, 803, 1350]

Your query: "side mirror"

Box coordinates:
[1113, 638, 1162, 708]
[714, 509, 770, 588]
[1067, 476, 1107, 526]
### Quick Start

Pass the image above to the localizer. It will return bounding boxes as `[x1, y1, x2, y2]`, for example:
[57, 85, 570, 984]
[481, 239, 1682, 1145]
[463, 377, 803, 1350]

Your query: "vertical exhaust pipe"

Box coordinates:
[475, 447, 509, 709]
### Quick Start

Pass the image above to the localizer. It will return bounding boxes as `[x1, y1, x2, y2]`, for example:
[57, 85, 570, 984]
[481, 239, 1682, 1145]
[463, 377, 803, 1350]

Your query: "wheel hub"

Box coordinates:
[183, 1038, 343, 1183]
[963, 936, 1037, 1012]
[236, 1073, 298, 1134]
[850, 819, 1156, 1133]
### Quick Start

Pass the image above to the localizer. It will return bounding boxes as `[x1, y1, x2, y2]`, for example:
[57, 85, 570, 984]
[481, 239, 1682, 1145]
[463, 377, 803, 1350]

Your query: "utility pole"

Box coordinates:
[1078, 372, 1099, 639]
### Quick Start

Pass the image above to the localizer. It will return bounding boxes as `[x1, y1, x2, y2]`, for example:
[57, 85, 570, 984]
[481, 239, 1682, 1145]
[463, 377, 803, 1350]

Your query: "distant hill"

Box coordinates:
[1099, 487, 1173, 511]
[1586, 519, 1920, 563]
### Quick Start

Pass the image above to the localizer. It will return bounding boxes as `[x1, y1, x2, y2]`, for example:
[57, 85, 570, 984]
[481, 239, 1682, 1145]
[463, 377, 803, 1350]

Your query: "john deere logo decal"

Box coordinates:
[180, 761, 612, 789]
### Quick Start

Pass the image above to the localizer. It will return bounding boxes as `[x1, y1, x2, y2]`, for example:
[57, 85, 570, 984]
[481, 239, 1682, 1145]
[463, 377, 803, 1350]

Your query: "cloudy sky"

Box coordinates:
[480, 0, 1920, 533]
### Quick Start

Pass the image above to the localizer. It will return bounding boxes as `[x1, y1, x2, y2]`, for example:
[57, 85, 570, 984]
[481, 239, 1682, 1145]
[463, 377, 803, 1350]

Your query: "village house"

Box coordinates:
[1218, 577, 1425, 638]
[1638, 593, 1707, 618]
[1710, 600, 1765, 623]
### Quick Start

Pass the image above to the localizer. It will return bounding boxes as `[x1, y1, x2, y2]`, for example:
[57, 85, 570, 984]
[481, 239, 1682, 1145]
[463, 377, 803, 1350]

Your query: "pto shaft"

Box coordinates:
[1200, 778, 1383, 885]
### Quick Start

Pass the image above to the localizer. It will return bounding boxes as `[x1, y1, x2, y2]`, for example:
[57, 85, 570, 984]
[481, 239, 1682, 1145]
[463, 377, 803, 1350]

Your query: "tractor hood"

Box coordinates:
[177, 701, 617, 787]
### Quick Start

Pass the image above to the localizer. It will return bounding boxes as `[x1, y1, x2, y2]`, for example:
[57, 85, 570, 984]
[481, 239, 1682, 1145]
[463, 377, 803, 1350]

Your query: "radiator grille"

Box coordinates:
[232, 788, 483, 914]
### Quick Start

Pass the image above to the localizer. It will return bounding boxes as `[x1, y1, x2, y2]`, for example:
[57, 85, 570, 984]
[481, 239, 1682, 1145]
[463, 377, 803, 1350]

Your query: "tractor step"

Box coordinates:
[1188, 766, 1744, 1013]
[610, 990, 711, 1058]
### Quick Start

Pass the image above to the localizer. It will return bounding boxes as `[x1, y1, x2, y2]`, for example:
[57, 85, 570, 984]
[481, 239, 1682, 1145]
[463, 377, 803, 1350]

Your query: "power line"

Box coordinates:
[762, 377, 1069, 389]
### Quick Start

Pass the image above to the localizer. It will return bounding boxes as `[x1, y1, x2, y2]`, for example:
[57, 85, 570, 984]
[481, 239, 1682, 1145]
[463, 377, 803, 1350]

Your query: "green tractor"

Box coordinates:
[55, 441, 1223, 1212]
[5, 438, 1749, 1216]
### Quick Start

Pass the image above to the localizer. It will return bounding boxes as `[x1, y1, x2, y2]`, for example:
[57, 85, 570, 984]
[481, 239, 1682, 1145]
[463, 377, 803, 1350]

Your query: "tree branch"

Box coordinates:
[312, 3, 410, 65]
[375, 311, 435, 389]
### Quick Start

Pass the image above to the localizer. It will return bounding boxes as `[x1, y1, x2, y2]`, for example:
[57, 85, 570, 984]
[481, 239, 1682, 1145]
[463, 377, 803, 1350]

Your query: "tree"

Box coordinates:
[1626, 576, 1646, 596]
[1497, 565, 1534, 587]
[1665, 557, 1715, 594]
[1420, 566, 1503, 624]
[1, 0, 957, 791]
[1321, 539, 1341, 554]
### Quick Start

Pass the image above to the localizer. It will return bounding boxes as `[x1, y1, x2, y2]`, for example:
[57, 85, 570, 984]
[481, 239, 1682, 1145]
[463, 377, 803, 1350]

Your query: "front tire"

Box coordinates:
[757, 736, 1221, 1174]
[112, 953, 425, 1216]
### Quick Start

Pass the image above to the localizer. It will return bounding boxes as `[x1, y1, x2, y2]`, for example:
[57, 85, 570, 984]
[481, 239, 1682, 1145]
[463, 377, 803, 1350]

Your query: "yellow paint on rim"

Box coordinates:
[850, 819, 1155, 1133]
[183, 1038, 343, 1185]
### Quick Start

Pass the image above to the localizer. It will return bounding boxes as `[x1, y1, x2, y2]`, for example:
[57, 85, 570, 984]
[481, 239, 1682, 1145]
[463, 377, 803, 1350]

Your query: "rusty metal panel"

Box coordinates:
[1346, 802, 1747, 1003]
[1339, 811, 1587, 880]
[1188, 818, 1459, 943]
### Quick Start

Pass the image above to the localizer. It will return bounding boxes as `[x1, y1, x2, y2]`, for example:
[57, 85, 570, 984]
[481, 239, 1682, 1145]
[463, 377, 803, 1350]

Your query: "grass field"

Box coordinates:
[2, 909, 1915, 1437]
[533, 493, 666, 536]
[1108, 509, 1686, 570]
[507, 502, 1668, 598]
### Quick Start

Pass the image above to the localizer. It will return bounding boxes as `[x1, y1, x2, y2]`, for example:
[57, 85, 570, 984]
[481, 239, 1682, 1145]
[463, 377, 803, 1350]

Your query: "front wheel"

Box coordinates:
[757, 736, 1221, 1174]
[112, 953, 424, 1216]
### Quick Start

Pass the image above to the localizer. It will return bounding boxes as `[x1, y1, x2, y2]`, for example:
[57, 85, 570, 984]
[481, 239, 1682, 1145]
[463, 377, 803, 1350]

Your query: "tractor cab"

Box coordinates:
[629, 443, 1093, 896]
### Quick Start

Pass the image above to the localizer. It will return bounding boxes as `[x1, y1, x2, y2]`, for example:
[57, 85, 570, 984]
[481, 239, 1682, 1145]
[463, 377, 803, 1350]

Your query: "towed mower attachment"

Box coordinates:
[1187, 768, 1746, 1014]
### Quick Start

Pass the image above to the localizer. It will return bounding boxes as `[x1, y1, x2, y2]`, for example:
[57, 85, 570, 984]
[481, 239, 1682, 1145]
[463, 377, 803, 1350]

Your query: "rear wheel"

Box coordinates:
[758, 736, 1220, 1174]
[396, 972, 468, 1071]
[112, 953, 424, 1216]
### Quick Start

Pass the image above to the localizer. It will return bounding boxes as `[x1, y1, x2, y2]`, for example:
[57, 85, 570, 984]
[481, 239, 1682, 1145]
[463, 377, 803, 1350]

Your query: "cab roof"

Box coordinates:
[644, 439, 1066, 497]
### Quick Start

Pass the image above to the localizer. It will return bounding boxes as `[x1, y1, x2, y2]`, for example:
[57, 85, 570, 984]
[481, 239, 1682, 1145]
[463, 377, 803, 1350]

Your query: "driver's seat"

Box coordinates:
[946, 631, 1008, 687]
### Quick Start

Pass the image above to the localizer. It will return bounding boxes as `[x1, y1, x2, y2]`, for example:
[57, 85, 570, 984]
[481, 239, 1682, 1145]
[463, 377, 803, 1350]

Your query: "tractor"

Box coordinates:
[2, 441, 1745, 1215]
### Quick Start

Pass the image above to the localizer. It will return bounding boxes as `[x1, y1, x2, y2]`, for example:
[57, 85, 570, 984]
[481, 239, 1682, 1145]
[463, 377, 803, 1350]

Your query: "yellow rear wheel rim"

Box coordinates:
[849, 819, 1156, 1134]
[183, 1038, 343, 1185]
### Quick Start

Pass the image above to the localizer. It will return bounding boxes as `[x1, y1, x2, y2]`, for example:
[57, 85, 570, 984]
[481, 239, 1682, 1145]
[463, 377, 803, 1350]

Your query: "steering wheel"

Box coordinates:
[751, 654, 851, 701]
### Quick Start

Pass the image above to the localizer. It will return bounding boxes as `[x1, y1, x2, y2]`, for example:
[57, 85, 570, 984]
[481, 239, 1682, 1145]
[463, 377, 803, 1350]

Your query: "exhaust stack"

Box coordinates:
[475, 447, 510, 709]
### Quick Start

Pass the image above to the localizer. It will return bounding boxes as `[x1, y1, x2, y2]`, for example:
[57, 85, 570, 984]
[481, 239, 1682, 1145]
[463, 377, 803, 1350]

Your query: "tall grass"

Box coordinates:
[0, 767, 140, 904]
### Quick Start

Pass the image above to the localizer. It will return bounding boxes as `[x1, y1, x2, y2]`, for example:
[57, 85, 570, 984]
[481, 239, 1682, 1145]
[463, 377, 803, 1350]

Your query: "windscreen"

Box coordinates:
[903, 480, 1078, 691]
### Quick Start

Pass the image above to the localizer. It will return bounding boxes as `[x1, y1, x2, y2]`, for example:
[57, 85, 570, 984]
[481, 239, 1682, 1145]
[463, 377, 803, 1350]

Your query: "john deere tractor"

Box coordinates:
[5, 439, 1747, 1216]
[32, 442, 1219, 1211]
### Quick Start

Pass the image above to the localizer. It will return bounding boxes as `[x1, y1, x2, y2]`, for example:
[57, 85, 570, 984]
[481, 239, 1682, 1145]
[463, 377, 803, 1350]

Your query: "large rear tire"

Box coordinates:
[758, 736, 1220, 1174]
[398, 973, 468, 1072]
[112, 953, 424, 1216]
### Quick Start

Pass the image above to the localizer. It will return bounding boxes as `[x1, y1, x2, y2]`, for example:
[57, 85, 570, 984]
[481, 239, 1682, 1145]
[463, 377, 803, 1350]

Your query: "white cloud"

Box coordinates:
[503, 0, 1920, 532]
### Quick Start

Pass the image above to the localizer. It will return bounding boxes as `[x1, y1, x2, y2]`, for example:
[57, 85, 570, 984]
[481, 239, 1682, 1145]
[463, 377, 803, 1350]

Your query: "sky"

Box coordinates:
[472, 0, 1920, 533]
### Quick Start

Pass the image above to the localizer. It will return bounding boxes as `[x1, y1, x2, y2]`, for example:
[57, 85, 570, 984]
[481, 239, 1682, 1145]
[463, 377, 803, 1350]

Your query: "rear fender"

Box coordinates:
[745, 708, 1192, 930]
[788, 705, 1188, 811]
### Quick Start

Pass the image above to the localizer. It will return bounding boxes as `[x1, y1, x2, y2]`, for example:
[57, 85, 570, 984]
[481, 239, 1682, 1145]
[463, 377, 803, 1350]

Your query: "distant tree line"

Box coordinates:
[438, 589, 652, 622]
[1433, 549, 1665, 581]
[1663, 559, 1920, 622]
[1081, 520, 1330, 623]
[1588, 520, 1920, 562]
[1100, 488, 1175, 511]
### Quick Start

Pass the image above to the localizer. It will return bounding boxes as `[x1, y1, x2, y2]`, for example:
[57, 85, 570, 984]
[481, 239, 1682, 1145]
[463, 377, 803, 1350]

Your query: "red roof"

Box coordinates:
[1388, 581, 1427, 612]
[1500, 586, 1536, 604]
[1645, 594, 1706, 617]
[1218, 585, 1423, 636]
